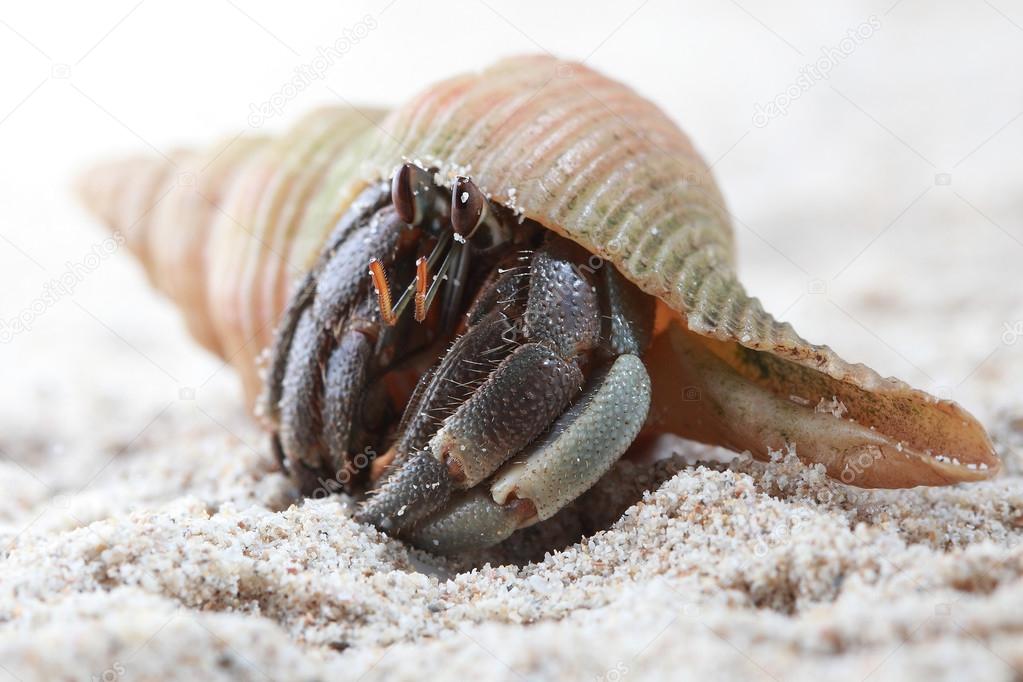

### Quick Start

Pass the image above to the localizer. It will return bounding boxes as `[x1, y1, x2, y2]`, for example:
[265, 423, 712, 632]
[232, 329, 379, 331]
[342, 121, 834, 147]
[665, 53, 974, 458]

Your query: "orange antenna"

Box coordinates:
[414, 256, 430, 322]
[368, 259, 397, 326]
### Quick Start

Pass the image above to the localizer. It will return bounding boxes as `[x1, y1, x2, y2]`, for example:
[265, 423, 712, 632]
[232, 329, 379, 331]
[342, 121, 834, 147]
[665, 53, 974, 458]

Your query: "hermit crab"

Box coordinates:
[78, 55, 1000, 554]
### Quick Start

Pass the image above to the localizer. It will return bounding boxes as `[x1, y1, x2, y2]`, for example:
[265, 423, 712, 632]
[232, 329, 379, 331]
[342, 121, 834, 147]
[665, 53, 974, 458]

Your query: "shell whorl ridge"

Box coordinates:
[78, 107, 385, 397]
[78, 54, 998, 487]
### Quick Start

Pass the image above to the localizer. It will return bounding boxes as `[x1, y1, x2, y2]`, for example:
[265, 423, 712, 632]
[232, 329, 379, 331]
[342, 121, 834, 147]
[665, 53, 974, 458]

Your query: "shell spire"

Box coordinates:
[78, 108, 385, 398]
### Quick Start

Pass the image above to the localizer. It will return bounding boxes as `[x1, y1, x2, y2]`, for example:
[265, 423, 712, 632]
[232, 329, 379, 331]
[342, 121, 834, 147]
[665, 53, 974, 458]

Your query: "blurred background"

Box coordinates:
[2, 0, 1021, 472]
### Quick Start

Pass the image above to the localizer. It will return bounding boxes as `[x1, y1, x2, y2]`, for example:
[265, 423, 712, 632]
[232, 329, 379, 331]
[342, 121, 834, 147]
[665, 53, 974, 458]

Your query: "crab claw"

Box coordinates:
[356, 233, 656, 553]
[411, 353, 651, 554]
[645, 317, 1000, 488]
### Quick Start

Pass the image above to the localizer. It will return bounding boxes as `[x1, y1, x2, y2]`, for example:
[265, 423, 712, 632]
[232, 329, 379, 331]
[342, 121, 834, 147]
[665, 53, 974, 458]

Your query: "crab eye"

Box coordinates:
[391, 162, 435, 226]
[450, 176, 510, 252]
[390, 163, 417, 224]
[451, 175, 485, 238]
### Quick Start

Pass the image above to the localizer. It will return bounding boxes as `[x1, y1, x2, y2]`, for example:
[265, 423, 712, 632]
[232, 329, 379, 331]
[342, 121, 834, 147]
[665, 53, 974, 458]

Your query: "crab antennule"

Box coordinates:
[390, 230, 453, 323]
[416, 243, 458, 322]
[413, 256, 429, 321]
[368, 258, 396, 326]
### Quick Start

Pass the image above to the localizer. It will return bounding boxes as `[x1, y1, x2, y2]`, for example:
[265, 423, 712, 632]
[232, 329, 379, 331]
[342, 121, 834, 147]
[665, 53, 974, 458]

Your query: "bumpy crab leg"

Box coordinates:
[267, 165, 470, 492]
[408, 268, 654, 552]
[358, 238, 601, 531]
[359, 234, 659, 552]
[262, 183, 391, 428]
[321, 311, 374, 471]
[357, 256, 533, 525]
[357, 307, 521, 533]
[412, 353, 651, 553]
[274, 208, 405, 489]
[597, 265, 656, 358]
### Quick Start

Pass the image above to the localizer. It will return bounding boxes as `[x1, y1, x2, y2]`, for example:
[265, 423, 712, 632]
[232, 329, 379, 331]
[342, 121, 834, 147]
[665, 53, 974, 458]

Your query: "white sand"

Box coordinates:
[2, 415, 1022, 681]
[3, 2, 1023, 680]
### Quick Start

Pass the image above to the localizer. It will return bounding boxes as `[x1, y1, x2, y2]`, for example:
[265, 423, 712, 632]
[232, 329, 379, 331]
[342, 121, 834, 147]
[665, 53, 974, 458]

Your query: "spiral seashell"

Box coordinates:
[78, 55, 999, 489]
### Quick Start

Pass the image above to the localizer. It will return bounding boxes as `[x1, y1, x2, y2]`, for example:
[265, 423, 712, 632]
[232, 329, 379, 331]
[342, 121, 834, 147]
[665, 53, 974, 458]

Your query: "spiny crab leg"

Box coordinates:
[277, 207, 405, 485]
[431, 239, 601, 488]
[411, 353, 651, 553]
[357, 309, 520, 533]
[432, 341, 584, 487]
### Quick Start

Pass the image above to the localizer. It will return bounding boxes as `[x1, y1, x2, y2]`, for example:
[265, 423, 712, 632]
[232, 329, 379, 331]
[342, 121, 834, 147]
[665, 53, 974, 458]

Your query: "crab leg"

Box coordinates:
[322, 328, 373, 472]
[598, 266, 656, 358]
[490, 354, 650, 520]
[356, 310, 519, 533]
[430, 238, 603, 486]
[430, 341, 584, 487]
[277, 307, 325, 482]
[410, 353, 651, 553]
[261, 182, 390, 426]
[360, 447, 453, 534]
[406, 488, 533, 553]
[392, 310, 517, 459]
[275, 208, 404, 486]
[261, 271, 315, 428]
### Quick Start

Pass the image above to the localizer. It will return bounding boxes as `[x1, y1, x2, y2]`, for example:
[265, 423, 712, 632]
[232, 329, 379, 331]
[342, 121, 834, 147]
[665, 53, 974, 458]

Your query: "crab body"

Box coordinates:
[79, 56, 999, 554]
